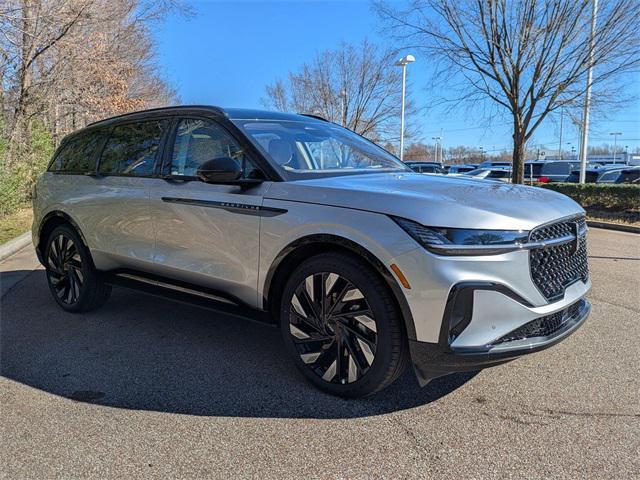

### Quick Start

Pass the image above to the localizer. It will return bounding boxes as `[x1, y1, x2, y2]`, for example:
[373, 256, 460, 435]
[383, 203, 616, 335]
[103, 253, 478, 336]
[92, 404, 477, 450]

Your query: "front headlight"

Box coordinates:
[392, 217, 529, 256]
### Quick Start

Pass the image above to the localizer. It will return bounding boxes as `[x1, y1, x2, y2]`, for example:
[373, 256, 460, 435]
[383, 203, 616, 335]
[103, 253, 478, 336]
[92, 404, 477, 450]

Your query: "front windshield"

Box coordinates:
[232, 119, 410, 179]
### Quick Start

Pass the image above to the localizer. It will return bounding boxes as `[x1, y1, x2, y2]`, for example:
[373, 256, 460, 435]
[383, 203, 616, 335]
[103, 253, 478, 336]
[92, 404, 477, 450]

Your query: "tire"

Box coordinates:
[279, 252, 409, 398]
[44, 224, 111, 313]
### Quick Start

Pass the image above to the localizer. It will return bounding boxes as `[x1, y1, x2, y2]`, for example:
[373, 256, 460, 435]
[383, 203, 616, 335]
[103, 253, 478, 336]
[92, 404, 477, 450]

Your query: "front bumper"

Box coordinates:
[410, 294, 591, 386]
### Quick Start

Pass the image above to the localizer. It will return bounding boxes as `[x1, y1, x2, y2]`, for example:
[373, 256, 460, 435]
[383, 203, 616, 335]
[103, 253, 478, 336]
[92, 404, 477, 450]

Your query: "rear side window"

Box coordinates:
[49, 130, 102, 173]
[541, 162, 571, 175]
[525, 164, 544, 176]
[98, 120, 168, 176]
[488, 170, 510, 179]
[597, 171, 620, 183]
[618, 170, 640, 183]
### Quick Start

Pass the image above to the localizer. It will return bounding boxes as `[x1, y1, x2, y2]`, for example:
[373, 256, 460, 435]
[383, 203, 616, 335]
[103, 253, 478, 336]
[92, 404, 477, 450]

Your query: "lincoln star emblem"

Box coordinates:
[570, 222, 580, 255]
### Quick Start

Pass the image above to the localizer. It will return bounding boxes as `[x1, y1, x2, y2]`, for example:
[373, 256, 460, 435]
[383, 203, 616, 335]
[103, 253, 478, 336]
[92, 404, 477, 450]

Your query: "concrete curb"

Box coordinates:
[587, 221, 640, 234]
[0, 231, 32, 262]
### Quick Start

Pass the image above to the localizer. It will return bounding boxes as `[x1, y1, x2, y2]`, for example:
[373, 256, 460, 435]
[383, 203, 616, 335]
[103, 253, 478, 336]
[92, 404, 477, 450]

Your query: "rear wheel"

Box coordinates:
[280, 252, 408, 397]
[44, 224, 111, 312]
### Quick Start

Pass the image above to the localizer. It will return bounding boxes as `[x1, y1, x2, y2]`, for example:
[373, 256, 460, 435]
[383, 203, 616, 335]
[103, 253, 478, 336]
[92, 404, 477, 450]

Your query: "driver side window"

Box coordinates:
[170, 118, 253, 177]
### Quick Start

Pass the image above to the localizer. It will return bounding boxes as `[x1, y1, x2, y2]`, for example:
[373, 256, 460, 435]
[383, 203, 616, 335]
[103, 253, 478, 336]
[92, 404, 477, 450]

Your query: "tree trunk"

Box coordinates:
[8, 0, 35, 167]
[511, 119, 526, 184]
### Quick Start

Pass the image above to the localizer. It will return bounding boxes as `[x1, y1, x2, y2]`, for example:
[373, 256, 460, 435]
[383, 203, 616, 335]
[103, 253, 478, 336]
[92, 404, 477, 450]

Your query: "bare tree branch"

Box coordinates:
[376, 0, 640, 183]
[262, 39, 419, 148]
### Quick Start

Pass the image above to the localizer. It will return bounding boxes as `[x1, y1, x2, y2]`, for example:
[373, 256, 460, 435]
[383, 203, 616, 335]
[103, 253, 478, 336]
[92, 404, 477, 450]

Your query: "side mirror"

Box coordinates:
[196, 157, 242, 183]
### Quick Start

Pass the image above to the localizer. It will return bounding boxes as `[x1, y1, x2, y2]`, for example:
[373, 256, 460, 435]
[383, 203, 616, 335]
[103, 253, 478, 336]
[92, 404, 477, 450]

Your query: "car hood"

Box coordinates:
[265, 172, 584, 230]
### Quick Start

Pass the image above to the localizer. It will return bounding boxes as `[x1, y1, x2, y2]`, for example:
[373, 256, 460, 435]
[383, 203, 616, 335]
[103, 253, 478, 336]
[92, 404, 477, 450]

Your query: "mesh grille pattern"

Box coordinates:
[529, 216, 589, 301]
[494, 300, 584, 344]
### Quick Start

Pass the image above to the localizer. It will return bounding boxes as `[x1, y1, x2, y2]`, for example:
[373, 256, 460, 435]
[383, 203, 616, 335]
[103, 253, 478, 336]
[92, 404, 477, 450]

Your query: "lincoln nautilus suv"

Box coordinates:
[32, 106, 591, 397]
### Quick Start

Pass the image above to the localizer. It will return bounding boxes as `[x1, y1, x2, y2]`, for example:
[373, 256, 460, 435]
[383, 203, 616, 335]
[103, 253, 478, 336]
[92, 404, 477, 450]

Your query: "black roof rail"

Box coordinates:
[299, 113, 329, 122]
[86, 105, 226, 127]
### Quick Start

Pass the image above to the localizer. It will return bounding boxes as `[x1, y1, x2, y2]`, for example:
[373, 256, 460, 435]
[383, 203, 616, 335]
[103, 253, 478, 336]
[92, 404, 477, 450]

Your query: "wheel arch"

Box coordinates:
[37, 211, 89, 265]
[263, 234, 417, 340]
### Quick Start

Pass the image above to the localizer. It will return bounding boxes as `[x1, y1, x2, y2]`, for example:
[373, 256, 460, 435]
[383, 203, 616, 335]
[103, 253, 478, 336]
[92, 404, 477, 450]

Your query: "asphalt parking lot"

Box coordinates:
[1, 228, 638, 479]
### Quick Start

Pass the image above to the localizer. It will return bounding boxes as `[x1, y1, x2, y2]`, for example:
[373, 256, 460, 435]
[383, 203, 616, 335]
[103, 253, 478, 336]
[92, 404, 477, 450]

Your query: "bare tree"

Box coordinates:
[0, 0, 183, 164]
[1, 0, 96, 156]
[404, 142, 436, 161]
[0, 0, 185, 213]
[263, 39, 418, 146]
[376, 0, 640, 183]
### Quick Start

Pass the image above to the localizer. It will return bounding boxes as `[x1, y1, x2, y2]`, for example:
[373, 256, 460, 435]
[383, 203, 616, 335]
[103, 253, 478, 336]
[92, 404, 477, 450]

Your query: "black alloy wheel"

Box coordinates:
[47, 232, 84, 305]
[280, 252, 408, 398]
[288, 272, 378, 385]
[44, 224, 111, 312]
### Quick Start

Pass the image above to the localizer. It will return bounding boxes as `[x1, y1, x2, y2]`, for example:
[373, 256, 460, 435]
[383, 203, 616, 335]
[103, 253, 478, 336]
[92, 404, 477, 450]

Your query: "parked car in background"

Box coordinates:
[405, 161, 447, 174]
[32, 106, 591, 398]
[446, 164, 478, 174]
[524, 161, 581, 183]
[478, 160, 511, 169]
[464, 167, 512, 182]
[596, 166, 640, 184]
[566, 168, 599, 183]
[566, 165, 639, 184]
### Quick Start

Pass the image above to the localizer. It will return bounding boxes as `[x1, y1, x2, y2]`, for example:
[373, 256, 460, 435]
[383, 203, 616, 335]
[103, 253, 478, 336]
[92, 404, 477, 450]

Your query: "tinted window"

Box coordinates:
[49, 130, 103, 173]
[618, 170, 640, 183]
[170, 119, 256, 177]
[597, 171, 620, 183]
[488, 170, 511, 179]
[98, 120, 168, 176]
[541, 162, 571, 175]
[525, 164, 544, 176]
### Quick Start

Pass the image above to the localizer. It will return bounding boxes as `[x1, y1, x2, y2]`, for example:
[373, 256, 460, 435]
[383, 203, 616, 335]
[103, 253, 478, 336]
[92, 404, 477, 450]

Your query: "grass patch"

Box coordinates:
[0, 206, 33, 245]
[586, 210, 640, 227]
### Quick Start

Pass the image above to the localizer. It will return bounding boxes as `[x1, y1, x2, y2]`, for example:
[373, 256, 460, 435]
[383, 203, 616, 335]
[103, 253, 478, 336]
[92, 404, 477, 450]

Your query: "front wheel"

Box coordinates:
[279, 252, 409, 397]
[44, 224, 111, 312]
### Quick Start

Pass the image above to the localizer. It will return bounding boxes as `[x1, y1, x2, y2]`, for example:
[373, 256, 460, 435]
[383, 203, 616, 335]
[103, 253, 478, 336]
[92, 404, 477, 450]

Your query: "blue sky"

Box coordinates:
[153, 0, 640, 155]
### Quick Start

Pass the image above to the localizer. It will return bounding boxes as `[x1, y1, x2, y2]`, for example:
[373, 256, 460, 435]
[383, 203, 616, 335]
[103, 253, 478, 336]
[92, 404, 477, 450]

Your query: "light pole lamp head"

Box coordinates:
[395, 54, 415, 66]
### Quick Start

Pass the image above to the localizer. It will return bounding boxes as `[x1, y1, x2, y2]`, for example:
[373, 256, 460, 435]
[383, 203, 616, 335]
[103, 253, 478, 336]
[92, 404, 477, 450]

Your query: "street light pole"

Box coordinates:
[339, 89, 347, 127]
[578, 0, 598, 184]
[610, 132, 622, 164]
[558, 107, 564, 160]
[432, 136, 441, 163]
[395, 54, 415, 161]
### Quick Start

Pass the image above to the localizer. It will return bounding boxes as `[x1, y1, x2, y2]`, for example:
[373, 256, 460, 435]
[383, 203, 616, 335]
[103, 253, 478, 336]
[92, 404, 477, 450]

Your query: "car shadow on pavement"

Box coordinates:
[1, 270, 477, 419]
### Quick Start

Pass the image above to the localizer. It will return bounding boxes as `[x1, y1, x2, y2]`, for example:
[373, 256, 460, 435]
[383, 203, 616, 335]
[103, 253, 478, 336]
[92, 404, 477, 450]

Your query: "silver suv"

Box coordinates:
[32, 106, 591, 397]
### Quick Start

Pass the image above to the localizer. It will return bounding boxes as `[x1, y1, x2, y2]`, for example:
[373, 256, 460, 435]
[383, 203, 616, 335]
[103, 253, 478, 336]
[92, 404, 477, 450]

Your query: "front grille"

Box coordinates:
[493, 300, 585, 345]
[529, 216, 589, 301]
